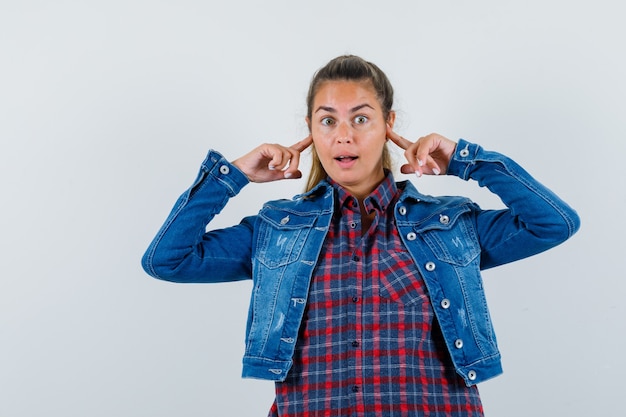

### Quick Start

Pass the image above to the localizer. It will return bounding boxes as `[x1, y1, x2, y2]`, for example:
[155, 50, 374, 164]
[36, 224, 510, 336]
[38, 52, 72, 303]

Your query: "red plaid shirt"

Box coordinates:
[269, 174, 484, 416]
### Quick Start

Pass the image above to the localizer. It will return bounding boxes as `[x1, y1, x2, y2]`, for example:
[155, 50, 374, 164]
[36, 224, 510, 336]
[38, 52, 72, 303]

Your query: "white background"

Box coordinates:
[1, 1, 624, 416]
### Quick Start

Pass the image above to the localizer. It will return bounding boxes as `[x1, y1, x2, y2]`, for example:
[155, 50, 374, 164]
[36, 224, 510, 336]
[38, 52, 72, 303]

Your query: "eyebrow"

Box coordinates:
[314, 103, 376, 114]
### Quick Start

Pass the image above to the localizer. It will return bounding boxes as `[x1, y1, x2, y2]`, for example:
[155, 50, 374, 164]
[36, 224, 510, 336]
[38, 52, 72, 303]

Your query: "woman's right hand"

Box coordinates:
[231, 135, 313, 183]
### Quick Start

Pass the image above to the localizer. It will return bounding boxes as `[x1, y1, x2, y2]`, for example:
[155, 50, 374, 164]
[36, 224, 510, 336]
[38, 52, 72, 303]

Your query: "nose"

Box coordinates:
[335, 121, 353, 143]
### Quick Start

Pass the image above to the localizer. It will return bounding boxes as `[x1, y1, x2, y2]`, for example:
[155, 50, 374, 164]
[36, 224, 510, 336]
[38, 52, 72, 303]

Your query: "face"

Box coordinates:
[307, 80, 395, 200]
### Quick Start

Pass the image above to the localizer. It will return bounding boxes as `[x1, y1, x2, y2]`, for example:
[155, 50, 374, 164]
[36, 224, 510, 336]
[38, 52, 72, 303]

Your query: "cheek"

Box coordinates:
[311, 125, 329, 140]
[311, 140, 329, 163]
[311, 134, 331, 154]
[368, 130, 388, 150]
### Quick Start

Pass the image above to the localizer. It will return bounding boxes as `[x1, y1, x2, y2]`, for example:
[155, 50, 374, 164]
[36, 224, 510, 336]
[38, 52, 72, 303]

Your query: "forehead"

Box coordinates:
[313, 80, 379, 109]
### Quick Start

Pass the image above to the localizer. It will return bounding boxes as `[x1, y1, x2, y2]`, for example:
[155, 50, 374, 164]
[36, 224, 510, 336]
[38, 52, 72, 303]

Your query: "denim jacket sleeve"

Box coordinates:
[141, 150, 254, 283]
[447, 139, 581, 269]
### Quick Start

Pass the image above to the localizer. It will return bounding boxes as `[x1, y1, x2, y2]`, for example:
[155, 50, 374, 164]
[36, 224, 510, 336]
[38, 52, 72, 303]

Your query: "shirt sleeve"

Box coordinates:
[141, 150, 255, 283]
[446, 139, 581, 269]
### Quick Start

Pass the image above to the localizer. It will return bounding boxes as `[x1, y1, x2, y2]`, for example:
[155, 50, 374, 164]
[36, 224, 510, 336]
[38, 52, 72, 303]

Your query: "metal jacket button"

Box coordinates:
[219, 165, 230, 175]
[425, 261, 436, 271]
[407, 232, 416, 241]
[280, 216, 290, 225]
[468, 370, 477, 381]
[454, 339, 464, 349]
[439, 214, 450, 225]
[398, 206, 407, 215]
[441, 299, 451, 309]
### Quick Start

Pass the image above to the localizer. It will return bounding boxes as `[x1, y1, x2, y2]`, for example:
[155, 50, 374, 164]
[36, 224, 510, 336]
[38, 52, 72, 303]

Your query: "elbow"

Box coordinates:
[141, 248, 179, 282]
[558, 206, 581, 242]
[569, 208, 582, 237]
[541, 206, 581, 246]
[141, 250, 163, 280]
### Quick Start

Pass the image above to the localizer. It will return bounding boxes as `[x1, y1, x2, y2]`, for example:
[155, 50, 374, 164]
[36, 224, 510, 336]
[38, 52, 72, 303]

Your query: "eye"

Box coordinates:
[321, 117, 335, 126]
[354, 115, 368, 124]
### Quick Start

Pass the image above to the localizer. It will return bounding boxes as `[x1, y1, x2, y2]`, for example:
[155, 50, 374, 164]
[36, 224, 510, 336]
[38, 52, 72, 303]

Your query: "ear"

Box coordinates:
[386, 111, 396, 130]
[305, 116, 311, 132]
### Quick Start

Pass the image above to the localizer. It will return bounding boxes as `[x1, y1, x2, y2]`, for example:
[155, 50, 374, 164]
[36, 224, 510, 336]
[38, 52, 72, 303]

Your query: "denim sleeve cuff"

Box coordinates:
[197, 150, 250, 196]
[446, 139, 480, 181]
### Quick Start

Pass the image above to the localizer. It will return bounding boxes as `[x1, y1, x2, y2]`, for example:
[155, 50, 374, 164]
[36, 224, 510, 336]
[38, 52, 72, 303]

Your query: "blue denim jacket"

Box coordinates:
[142, 139, 580, 386]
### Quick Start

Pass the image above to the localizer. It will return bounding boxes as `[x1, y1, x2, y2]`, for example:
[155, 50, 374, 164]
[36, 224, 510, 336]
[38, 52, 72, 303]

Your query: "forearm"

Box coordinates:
[141, 150, 253, 282]
[447, 139, 581, 269]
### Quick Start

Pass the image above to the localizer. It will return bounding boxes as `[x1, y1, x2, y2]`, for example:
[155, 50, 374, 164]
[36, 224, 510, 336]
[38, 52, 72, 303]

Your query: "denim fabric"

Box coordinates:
[142, 139, 580, 386]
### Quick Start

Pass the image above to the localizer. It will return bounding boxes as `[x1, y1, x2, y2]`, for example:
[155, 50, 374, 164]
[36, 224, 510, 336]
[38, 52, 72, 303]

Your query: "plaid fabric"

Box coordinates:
[269, 173, 484, 417]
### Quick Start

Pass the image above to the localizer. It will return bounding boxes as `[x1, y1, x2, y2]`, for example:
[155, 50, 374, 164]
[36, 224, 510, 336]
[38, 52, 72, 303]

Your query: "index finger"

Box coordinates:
[386, 126, 413, 150]
[290, 134, 313, 152]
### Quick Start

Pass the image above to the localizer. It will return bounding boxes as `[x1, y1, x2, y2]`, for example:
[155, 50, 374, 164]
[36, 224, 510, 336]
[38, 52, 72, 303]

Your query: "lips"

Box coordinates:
[335, 155, 358, 161]
[334, 155, 358, 168]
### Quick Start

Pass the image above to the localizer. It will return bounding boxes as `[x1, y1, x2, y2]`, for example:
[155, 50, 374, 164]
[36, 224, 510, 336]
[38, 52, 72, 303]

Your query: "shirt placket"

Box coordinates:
[343, 197, 365, 414]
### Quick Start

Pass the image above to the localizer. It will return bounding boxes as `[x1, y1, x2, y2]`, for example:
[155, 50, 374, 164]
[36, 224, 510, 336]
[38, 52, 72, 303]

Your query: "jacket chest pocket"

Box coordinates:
[419, 212, 480, 267]
[255, 209, 316, 269]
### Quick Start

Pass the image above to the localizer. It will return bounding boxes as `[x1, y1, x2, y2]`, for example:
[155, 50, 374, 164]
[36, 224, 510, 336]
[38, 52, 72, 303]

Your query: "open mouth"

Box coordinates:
[335, 155, 358, 162]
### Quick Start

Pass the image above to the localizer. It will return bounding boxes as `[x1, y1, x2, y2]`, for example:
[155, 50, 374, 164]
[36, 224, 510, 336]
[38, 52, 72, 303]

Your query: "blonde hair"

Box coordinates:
[304, 55, 395, 192]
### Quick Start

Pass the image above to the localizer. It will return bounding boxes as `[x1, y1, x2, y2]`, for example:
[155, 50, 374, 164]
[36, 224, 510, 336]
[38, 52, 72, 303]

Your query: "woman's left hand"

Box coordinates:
[387, 126, 457, 177]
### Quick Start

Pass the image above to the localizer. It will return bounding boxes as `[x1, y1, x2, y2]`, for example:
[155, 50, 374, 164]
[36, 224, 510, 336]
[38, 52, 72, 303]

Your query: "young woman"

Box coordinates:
[142, 55, 580, 416]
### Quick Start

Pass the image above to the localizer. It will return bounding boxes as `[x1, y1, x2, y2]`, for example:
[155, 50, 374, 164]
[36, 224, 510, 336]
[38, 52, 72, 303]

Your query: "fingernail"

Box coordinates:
[433, 168, 441, 176]
[284, 172, 292, 178]
[415, 171, 422, 178]
[268, 165, 276, 170]
[418, 159, 424, 167]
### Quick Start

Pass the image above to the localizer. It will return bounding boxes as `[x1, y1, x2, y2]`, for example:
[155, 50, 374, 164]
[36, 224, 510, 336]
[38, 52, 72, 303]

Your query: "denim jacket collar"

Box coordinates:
[396, 180, 441, 205]
[296, 176, 442, 207]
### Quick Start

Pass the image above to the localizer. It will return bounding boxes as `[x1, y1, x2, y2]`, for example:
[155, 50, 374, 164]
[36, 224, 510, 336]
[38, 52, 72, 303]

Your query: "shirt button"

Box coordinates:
[352, 297, 359, 303]
[468, 370, 477, 381]
[352, 385, 360, 393]
[425, 261, 436, 271]
[219, 165, 230, 175]
[353, 255, 360, 262]
[407, 232, 416, 241]
[352, 340, 359, 347]
[398, 206, 407, 215]
[455, 339, 464, 349]
[441, 299, 451, 309]
[350, 221, 357, 229]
